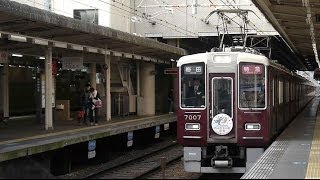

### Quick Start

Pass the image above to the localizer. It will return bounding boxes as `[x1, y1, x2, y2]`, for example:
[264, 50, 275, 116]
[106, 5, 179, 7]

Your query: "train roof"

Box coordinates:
[176, 48, 318, 86]
[177, 51, 269, 67]
[177, 49, 291, 74]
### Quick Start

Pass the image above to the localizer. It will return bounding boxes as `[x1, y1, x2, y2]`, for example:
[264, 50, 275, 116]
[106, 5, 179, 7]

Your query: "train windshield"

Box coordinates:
[180, 63, 206, 109]
[239, 63, 266, 109]
[212, 77, 233, 117]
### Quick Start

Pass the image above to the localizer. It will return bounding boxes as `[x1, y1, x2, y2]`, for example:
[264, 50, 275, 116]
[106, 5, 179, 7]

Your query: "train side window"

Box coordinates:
[272, 78, 275, 107]
[279, 80, 283, 104]
[285, 82, 290, 102]
[290, 82, 292, 101]
[293, 82, 295, 101]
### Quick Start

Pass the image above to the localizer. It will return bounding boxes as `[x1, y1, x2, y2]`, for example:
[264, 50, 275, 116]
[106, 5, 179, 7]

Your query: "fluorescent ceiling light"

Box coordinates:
[8, 35, 27, 42]
[12, 54, 23, 57]
[72, 44, 83, 51]
[33, 39, 48, 45]
[53, 42, 67, 48]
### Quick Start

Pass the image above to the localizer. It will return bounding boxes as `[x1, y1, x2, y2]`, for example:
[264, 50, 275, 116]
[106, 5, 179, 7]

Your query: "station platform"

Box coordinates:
[242, 97, 320, 179]
[0, 114, 176, 163]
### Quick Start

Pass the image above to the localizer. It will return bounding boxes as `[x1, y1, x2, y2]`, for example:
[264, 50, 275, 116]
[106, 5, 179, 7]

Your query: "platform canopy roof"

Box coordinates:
[253, 0, 320, 71]
[0, 0, 185, 62]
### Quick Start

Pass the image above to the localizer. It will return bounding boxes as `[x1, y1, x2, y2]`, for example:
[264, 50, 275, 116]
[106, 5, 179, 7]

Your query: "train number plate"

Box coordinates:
[184, 114, 201, 121]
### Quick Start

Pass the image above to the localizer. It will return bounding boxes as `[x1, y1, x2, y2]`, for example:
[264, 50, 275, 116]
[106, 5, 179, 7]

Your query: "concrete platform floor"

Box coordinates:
[0, 113, 173, 142]
[0, 113, 176, 162]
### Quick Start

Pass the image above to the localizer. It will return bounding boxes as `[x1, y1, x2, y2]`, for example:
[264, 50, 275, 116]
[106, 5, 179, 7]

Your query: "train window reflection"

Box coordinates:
[239, 63, 266, 109]
[212, 78, 233, 117]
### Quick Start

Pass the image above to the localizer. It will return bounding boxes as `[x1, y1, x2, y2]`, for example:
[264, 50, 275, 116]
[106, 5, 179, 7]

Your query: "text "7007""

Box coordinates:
[184, 114, 201, 121]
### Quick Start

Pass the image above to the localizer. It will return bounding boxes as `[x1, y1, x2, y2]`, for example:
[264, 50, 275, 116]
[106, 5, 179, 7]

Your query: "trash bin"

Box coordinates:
[55, 100, 71, 121]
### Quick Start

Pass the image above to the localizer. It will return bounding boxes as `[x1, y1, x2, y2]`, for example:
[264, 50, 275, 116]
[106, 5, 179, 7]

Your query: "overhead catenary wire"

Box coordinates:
[35, 0, 268, 38]
[110, 0, 269, 45]
[24, 0, 273, 45]
[98, 0, 202, 37]
[152, 0, 266, 35]
[71, 0, 202, 37]
[219, 0, 267, 35]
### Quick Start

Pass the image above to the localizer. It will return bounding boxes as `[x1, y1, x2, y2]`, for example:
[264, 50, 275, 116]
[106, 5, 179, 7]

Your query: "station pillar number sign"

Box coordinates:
[0, 51, 8, 63]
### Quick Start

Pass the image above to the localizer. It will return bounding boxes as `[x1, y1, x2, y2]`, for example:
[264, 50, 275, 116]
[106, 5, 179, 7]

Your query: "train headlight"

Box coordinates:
[213, 55, 231, 63]
[245, 123, 261, 131]
[185, 123, 200, 131]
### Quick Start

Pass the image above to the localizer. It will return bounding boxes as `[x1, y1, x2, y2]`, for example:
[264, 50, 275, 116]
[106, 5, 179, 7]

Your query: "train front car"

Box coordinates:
[177, 50, 270, 173]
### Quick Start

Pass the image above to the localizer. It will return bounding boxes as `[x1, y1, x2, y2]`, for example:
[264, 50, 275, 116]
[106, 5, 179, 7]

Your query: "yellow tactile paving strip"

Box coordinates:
[306, 112, 320, 179]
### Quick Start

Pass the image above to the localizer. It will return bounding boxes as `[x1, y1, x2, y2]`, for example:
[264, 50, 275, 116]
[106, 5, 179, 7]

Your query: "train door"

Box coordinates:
[274, 74, 280, 134]
[277, 77, 284, 132]
[284, 80, 290, 124]
[270, 72, 277, 136]
[291, 81, 296, 119]
[208, 74, 235, 141]
[288, 80, 291, 121]
[297, 83, 301, 112]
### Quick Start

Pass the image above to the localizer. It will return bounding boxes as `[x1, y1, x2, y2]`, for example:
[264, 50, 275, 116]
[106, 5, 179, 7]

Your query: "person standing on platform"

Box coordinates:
[80, 83, 91, 125]
[89, 87, 102, 126]
[186, 78, 205, 107]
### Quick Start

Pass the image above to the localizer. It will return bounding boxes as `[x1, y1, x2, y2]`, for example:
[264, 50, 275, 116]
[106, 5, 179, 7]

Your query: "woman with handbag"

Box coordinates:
[89, 87, 102, 126]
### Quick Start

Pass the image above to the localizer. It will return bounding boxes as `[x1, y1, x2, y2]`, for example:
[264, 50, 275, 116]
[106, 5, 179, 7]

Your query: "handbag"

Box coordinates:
[77, 110, 85, 123]
[93, 98, 103, 108]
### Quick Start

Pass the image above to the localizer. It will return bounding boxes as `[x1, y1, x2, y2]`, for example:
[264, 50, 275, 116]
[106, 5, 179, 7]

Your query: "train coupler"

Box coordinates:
[211, 145, 233, 168]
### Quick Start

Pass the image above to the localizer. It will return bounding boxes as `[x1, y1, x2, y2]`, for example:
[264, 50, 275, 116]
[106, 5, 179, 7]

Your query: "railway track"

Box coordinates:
[59, 137, 179, 179]
[140, 158, 202, 179]
[92, 145, 182, 179]
[59, 136, 241, 179]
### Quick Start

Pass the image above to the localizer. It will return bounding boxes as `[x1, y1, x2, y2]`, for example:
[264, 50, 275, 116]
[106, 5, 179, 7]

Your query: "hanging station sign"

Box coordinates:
[61, 57, 83, 70]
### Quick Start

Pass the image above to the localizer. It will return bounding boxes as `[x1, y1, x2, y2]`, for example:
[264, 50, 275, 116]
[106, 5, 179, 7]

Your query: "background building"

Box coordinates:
[11, 0, 278, 39]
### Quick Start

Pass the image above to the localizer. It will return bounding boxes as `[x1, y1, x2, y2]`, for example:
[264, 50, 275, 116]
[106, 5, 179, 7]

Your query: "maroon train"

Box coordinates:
[176, 47, 317, 173]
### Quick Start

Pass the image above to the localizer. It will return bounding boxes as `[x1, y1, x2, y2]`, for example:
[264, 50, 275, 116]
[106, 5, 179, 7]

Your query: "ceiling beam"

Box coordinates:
[280, 21, 309, 29]
[272, 5, 306, 15]
[252, 0, 301, 58]
[289, 33, 320, 41]
[274, 13, 306, 22]
[285, 28, 311, 35]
